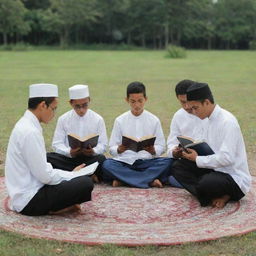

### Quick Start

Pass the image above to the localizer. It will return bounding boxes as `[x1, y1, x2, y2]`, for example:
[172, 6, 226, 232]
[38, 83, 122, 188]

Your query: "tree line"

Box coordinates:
[0, 0, 256, 49]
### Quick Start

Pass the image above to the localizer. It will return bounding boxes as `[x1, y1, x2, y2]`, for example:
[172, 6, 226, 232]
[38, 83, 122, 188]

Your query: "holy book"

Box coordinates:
[78, 162, 99, 176]
[122, 135, 156, 152]
[68, 134, 99, 149]
[177, 135, 214, 156]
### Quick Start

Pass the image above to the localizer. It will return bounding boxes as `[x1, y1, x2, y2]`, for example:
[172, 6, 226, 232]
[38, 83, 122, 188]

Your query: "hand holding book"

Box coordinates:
[181, 148, 198, 161]
[121, 135, 156, 153]
[68, 134, 99, 149]
[177, 135, 214, 156]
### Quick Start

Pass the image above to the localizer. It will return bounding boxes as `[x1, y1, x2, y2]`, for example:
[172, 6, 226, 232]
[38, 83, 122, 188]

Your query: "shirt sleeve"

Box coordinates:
[196, 123, 239, 170]
[23, 131, 83, 185]
[52, 117, 71, 157]
[93, 118, 108, 155]
[166, 115, 180, 158]
[109, 119, 122, 157]
[153, 119, 166, 156]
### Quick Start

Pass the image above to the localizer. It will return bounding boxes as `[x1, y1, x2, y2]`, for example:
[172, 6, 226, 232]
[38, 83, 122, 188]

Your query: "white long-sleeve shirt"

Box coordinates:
[195, 105, 251, 194]
[5, 110, 93, 212]
[167, 108, 206, 157]
[52, 109, 108, 157]
[109, 110, 166, 165]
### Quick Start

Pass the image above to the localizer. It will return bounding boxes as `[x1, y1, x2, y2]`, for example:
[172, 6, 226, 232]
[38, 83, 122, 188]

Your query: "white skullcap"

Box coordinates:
[29, 83, 58, 98]
[69, 84, 90, 99]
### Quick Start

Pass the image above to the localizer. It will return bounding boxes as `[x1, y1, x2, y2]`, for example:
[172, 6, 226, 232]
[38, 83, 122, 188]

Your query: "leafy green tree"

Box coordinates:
[182, 0, 216, 49]
[21, 0, 50, 10]
[214, 0, 256, 49]
[45, 0, 100, 47]
[0, 0, 30, 45]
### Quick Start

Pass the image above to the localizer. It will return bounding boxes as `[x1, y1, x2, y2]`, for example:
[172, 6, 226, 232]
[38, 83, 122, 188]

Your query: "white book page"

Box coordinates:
[73, 161, 99, 177]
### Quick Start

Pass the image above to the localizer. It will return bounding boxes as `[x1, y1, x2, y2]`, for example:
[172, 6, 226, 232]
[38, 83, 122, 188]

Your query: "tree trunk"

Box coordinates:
[164, 23, 169, 48]
[153, 34, 156, 49]
[127, 32, 132, 45]
[141, 34, 146, 47]
[3, 33, 8, 45]
[207, 37, 212, 49]
[60, 27, 69, 48]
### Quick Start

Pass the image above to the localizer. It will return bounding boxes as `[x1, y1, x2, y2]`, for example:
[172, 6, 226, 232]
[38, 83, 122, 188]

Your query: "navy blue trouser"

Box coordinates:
[102, 157, 173, 188]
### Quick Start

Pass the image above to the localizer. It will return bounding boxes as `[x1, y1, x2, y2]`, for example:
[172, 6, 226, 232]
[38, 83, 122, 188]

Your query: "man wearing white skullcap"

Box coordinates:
[47, 84, 107, 183]
[5, 83, 94, 216]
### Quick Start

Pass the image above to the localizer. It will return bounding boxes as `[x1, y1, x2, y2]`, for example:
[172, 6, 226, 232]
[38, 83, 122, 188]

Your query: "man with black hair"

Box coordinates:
[102, 81, 172, 188]
[167, 79, 205, 159]
[171, 82, 251, 208]
[5, 83, 94, 216]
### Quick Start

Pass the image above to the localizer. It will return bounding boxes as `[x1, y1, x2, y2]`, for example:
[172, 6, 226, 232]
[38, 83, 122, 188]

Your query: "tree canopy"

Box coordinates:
[0, 0, 255, 49]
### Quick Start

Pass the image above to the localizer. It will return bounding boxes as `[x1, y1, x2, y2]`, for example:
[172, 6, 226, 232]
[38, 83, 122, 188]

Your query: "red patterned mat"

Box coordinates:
[1, 176, 256, 246]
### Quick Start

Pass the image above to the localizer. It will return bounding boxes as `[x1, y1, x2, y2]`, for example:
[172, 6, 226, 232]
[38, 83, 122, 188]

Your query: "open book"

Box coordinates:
[122, 135, 156, 152]
[177, 135, 214, 156]
[68, 134, 99, 149]
[77, 161, 99, 176]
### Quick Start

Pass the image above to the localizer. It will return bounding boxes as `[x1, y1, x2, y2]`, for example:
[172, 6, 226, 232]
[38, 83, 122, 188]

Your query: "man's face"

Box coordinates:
[188, 100, 209, 119]
[70, 97, 90, 117]
[41, 98, 58, 124]
[177, 94, 192, 114]
[126, 93, 147, 116]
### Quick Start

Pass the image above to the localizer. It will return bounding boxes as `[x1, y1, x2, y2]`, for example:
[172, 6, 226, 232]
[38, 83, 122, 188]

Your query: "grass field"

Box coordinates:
[0, 50, 256, 255]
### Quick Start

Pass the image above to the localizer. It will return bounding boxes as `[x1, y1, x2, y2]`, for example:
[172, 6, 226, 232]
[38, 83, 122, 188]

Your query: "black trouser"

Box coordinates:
[20, 176, 94, 216]
[171, 159, 244, 206]
[47, 152, 106, 180]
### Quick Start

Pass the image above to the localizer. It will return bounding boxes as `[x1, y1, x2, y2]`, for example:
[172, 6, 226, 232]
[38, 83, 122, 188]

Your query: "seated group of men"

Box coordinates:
[4, 80, 251, 216]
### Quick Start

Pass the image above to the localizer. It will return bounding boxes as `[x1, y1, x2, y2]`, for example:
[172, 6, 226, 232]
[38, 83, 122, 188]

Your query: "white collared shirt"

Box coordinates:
[52, 109, 108, 157]
[5, 110, 94, 212]
[195, 105, 251, 194]
[167, 108, 206, 157]
[109, 110, 165, 165]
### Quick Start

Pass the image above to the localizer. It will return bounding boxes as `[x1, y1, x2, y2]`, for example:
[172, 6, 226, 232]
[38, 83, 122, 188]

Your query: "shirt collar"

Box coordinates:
[24, 110, 42, 133]
[71, 109, 89, 120]
[129, 109, 145, 119]
[208, 104, 221, 121]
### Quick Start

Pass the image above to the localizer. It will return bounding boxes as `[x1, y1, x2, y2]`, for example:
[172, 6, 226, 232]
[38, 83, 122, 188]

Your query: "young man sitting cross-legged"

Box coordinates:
[102, 81, 173, 188]
[171, 82, 251, 208]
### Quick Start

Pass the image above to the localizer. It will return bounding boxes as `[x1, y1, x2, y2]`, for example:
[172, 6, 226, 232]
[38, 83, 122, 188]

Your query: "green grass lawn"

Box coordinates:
[0, 50, 256, 255]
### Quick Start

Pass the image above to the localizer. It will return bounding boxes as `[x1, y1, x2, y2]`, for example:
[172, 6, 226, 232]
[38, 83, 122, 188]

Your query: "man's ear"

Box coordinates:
[38, 101, 46, 111]
[125, 97, 129, 103]
[204, 99, 210, 105]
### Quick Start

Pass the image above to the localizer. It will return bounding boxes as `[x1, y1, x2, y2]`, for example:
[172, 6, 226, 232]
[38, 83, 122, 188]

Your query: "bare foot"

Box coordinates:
[91, 174, 100, 183]
[112, 179, 123, 187]
[49, 204, 81, 215]
[212, 195, 231, 209]
[150, 179, 163, 188]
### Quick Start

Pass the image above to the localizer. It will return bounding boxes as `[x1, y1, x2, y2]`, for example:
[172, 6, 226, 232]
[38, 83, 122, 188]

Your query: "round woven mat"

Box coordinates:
[1, 177, 256, 246]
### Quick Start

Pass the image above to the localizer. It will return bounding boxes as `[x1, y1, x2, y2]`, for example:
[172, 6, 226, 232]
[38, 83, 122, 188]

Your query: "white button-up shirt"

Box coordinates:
[109, 110, 166, 165]
[52, 109, 108, 157]
[5, 110, 93, 212]
[196, 105, 251, 194]
[167, 108, 206, 157]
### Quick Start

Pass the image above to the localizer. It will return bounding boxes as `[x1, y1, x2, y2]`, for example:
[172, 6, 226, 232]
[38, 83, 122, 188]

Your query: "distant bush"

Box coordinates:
[166, 44, 187, 58]
[0, 43, 32, 51]
[249, 40, 256, 50]
[69, 43, 145, 51]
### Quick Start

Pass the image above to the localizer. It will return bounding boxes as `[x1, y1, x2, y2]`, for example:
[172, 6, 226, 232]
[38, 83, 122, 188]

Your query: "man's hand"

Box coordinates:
[182, 148, 198, 162]
[172, 146, 183, 158]
[70, 147, 82, 158]
[117, 144, 127, 154]
[73, 163, 86, 172]
[143, 145, 156, 155]
[82, 145, 94, 156]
